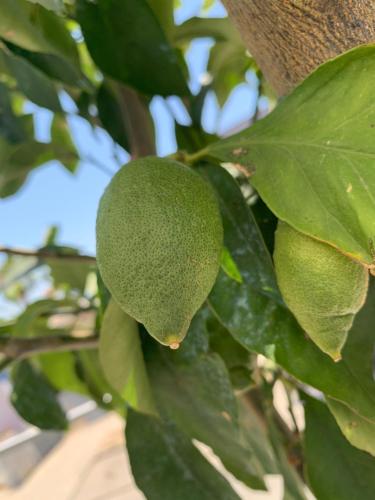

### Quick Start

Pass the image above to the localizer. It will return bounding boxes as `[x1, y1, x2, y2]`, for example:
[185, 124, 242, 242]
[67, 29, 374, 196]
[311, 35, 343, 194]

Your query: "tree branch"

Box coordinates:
[223, 0, 375, 95]
[111, 82, 156, 159]
[0, 246, 96, 263]
[0, 334, 99, 364]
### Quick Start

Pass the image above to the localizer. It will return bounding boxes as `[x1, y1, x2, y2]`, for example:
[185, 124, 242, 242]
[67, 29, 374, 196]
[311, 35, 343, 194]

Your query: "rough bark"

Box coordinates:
[223, 0, 375, 95]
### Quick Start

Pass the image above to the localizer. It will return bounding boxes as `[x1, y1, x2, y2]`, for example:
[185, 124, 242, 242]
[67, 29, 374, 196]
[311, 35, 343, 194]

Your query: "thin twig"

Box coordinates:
[0, 246, 96, 263]
[0, 334, 99, 363]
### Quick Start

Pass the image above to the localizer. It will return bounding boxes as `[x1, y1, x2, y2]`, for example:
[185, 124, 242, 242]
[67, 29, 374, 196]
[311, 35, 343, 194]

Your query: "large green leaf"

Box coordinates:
[147, 347, 266, 490]
[0, 49, 61, 111]
[39, 351, 91, 396]
[326, 280, 375, 455]
[204, 164, 375, 422]
[126, 408, 240, 500]
[200, 165, 279, 302]
[99, 300, 155, 414]
[11, 359, 68, 430]
[7, 41, 93, 91]
[207, 46, 375, 264]
[304, 396, 375, 500]
[327, 398, 375, 457]
[97, 82, 129, 151]
[77, 0, 188, 96]
[0, 0, 57, 53]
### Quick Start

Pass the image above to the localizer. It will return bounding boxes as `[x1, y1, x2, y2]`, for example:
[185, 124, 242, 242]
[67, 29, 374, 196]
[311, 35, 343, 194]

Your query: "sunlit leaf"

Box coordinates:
[208, 46, 375, 264]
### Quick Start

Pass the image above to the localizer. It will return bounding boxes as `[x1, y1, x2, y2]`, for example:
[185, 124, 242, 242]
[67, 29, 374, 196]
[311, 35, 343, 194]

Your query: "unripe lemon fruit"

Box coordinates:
[274, 222, 369, 361]
[96, 157, 223, 347]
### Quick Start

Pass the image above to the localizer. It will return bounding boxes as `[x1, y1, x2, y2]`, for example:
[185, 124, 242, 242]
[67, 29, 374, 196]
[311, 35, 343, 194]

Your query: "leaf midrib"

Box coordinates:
[219, 139, 375, 159]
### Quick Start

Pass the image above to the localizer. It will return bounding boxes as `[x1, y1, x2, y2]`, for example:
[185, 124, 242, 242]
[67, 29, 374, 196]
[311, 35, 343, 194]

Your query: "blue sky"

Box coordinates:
[0, 0, 258, 256]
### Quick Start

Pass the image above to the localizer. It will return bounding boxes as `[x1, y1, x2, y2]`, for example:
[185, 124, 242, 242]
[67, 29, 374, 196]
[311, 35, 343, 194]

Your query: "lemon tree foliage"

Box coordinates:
[0, 1, 375, 499]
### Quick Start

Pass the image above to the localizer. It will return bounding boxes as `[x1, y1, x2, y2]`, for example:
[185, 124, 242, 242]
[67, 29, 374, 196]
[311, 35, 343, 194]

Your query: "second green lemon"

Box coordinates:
[96, 157, 223, 348]
[274, 222, 369, 361]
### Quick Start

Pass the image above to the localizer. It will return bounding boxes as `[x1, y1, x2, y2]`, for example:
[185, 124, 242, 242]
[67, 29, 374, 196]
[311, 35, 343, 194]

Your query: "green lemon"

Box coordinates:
[96, 157, 223, 347]
[274, 222, 369, 361]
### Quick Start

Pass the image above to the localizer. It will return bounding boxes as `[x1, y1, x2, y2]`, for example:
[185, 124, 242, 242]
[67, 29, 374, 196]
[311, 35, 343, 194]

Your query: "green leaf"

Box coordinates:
[99, 299, 155, 414]
[220, 247, 242, 284]
[325, 279, 375, 455]
[146, 336, 266, 489]
[50, 115, 79, 172]
[207, 45, 375, 264]
[0, 139, 54, 197]
[205, 164, 375, 422]
[26, 0, 64, 13]
[11, 298, 72, 337]
[0, 83, 27, 144]
[173, 17, 240, 45]
[236, 399, 278, 476]
[0, 48, 61, 111]
[208, 41, 253, 106]
[207, 315, 253, 391]
[31, 6, 79, 64]
[327, 398, 375, 457]
[46, 253, 91, 291]
[97, 82, 129, 151]
[200, 164, 279, 302]
[126, 408, 240, 500]
[251, 197, 277, 255]
[0, 114, 78, 197]
[147, 0, 174, 38]
[174, 18, 251, 106]
[341, 277, 375, 399]
[0, 0, 60, 54]
[304, 396, 375, 500]
[77, 0, 188, 96]
[39, 351, 91, 396]
[78, 350, 125, 414]
[11, 359, 68, 430]
[202, 0, 215, 10]
[7, 42, 93, 91]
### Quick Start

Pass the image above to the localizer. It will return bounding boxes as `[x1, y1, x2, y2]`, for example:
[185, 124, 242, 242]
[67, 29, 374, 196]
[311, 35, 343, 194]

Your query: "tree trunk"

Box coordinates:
[222, 0, 375, 96]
